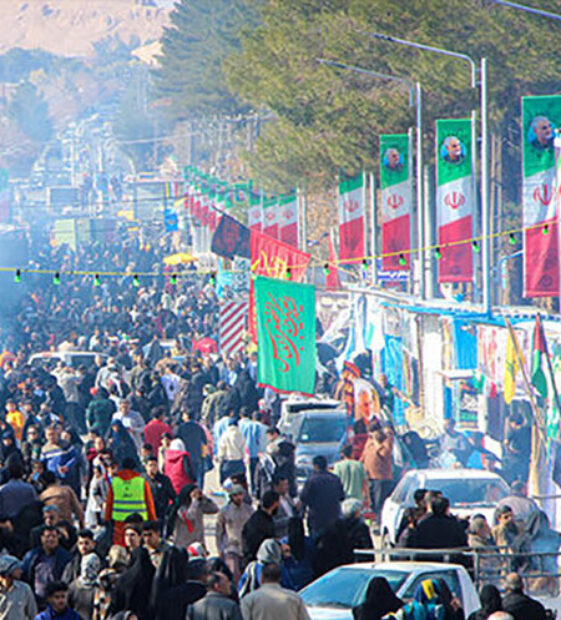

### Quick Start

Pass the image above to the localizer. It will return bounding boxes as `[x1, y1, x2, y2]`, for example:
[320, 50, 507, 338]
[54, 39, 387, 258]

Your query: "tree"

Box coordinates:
[225, 0, 561, 193]
[8, 81, 53, 143]
[152, 0, 260, 120]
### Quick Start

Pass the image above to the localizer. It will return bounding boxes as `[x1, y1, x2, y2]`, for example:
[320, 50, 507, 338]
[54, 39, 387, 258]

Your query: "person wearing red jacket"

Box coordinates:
[143, 406, 172, 453]
[164, 438, 195, 494]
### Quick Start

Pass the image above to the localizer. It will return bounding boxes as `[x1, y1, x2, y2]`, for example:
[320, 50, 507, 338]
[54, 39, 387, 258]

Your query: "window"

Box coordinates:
[401, 570, 462, 603]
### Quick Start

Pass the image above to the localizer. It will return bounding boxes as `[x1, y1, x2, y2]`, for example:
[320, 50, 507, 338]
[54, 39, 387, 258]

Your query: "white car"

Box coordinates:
[300, 561, 480, 620]
[381, 468, 509, 546]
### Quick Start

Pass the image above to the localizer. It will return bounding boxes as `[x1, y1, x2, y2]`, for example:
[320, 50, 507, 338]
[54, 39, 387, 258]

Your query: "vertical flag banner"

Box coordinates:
[278, 193, 299, 247]
[255, 276, 316, 394]
[338, 173, 365, 262]
[248, 191, 262, 233]
[436, 118, 475, 282]
[522, 95, 561, 297]
[380, 134, 412, 271]
[262, 196, 279, 239]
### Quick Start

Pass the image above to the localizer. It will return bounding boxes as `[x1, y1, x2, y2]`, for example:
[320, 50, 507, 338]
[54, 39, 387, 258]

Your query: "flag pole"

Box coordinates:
[368, 172, 378, 286]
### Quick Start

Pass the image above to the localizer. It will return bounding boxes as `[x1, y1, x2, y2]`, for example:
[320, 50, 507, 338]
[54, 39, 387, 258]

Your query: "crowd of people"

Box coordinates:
[0, 228, 554, 620]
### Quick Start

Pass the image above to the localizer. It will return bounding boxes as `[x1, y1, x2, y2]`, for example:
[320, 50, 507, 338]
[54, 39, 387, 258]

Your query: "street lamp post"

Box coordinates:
[363, 32, 491, 315]
[316, 58, 426, 298]
[489, 0, 561, 21]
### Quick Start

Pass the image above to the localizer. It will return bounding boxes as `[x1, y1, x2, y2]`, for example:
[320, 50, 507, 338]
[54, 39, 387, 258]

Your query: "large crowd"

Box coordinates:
[0, 227, 553, 620]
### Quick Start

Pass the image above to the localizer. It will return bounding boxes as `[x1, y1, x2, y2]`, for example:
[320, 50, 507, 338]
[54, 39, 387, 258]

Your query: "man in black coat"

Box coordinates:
[502, 572, 546, 620]
[143, 457, 176, 520]
[241, 490, 279, 566]
[300, 455, 345, 536]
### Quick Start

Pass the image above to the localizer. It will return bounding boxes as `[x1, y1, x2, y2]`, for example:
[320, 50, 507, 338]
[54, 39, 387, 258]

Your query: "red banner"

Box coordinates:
[524, 217, 559, 297]
[382, 214, 410, 271]
[438, 215, 473, 282]
[249, 230, 311, 341]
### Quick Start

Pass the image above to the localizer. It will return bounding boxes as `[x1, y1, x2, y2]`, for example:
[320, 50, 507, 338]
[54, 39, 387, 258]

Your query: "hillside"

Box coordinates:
[0, 0, 169, 57]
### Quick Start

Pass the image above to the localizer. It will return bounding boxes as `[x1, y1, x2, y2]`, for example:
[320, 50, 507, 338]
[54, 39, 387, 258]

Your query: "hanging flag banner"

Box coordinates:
[262, 196, 279, 239]
[255, 276, 316, 394]
[248, 191, 262, 233]
[278, 193, 299, 247]
[380, 134, 412, 271]
[522, 95, 561, 297]
[338, 173, 365, 262]
[249, 230, 311, 342]
[326, 232, 341, 290]
[211, 213, 250, 259]
[436, 118, 475, 283]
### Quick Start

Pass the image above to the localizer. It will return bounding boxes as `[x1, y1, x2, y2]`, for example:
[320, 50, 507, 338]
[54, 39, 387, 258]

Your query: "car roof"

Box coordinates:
[30, 351, 103, 357]
[404, 468, 505, 481]
[298, 410, 347, 419]
[338, 561, 465, 572]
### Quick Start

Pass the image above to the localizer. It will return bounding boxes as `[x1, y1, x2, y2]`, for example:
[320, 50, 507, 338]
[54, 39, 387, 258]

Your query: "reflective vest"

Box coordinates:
[111, 475, 148, 522]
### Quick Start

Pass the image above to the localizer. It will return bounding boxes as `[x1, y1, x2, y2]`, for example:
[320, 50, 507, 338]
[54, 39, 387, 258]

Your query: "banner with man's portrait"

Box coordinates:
[380, 134, 412, 271]
[522, 95, 561, 297]
[435, 118, 476, 283]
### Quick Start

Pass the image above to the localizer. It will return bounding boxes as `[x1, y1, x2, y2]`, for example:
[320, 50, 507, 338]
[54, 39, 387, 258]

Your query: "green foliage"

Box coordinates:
[224, 0, 561, 190]
[8, 81, 53, 143]
[153, 0, 259, 120]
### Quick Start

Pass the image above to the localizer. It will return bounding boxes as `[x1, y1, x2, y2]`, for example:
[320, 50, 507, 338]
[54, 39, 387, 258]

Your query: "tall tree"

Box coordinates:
[153, 0, 259, 120]
[8, 81, 53, 143]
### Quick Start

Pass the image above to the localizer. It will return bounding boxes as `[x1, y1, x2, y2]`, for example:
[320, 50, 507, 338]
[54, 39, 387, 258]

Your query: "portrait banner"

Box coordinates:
[380, 134, 412, 271]
[522, 95, 561, 297]
[255, 276, 316, 395]
[436, 118, 475, 283]
[338, 173, 365, 262]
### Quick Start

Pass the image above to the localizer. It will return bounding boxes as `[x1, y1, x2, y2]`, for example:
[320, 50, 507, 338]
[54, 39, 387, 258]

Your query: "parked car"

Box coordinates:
[380, 468, 509, 546]
[291, 410, 348, 483]
[300, 561, 480, 620]
[278, 396, 344, 437]
[29, 351, 107, 369]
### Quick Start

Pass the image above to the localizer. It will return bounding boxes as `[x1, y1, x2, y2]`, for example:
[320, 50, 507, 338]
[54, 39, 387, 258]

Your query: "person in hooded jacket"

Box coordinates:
[106, 422, 140, 471]
[352, 577, 403, 620]
[163, 438, 194, 495]
[167, 483, 218, 550]
[238, 539, 293, 597]
[468, 585, 503, 620]
[67, 552, 102, 620]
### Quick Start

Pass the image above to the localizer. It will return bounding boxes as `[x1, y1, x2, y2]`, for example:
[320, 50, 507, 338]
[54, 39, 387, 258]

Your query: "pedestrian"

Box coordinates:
[163, 438, 195, 495]
[217, 419, 246, 485]
[186, 571, 243, 620]
[141, 520, 172, 569]
[300, 455, 345, 536]
[67, 553, 102, 620]
[61, 529, 98, 584]
[238, 539, 293, 597]
[242, 491, 279, 566]
[272, 476, 299, 540]
[360, 428, 393, 522]
[0, 456, 38, 524]
[112, 400, 145, 452]
[39, 471, 84, 528]
[216, 484, 254, 585]
[501, 573, 546, 620]
[240, 563, 309, 620]
[176, 410, 208, 490]
[468, 585, 503, 620]
[35, 581, 80, 620]
[143, 406, 172, 455]
[143, 456, 176, 521]
[107, 421, 140, 471]
[341, 498, 373, 551]
[167, 483, 218, 550]
[352, 577, 403, 620]
[109, 548, 155, 620]
[86, 388, 115, 439]
[333, 445, 369, 503]
[238, 410, 267, 495]
[0, 554, 37, 620]
[104, 457, 157, 546]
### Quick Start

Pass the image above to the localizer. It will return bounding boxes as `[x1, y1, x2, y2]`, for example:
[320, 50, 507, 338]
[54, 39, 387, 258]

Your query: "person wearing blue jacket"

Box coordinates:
[34, 581, 80, 620]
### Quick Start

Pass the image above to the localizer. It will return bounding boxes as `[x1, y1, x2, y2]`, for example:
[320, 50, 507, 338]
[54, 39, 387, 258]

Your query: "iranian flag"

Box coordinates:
[278, 193, 299, 247]
[436, 118, 475, 282]
[255, 276, 316, 395]
[531, 314, 548, 399]
[522, 95, 561, 297]
[338, 173, 365, 262]
[262, 196, 279, 239]
[380, 134, 412, 271]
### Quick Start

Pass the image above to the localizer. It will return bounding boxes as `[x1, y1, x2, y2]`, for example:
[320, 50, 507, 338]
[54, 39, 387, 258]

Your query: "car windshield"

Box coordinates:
[427, 478, 509, 506]
[298, 417, 347, 443]
[300, 567, 408, 609]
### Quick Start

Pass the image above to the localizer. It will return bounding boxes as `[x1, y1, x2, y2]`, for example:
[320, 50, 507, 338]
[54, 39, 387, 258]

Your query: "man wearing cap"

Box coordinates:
[0, 555, 36, 620]
[216, 484, 254, 584]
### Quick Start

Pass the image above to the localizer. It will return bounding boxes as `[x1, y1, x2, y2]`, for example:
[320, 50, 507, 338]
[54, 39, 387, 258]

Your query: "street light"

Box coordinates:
[316, 58, 426, 298]
[489, 0, 561, 21]
[362, 32, 491, 315]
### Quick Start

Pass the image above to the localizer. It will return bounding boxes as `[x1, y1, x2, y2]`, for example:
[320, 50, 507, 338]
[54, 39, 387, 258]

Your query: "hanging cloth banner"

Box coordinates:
[522, 95, 561, 297]
[435, 117, 475, 283]
[248, 191, 262, 233]
[249, 230, 311, 342]
[255, 276, 316, 395]
[380, 134, 412, 271]
[278, 193, 299, 247]
[338, 172, 365, 262]
[262, 196, 279, 239]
